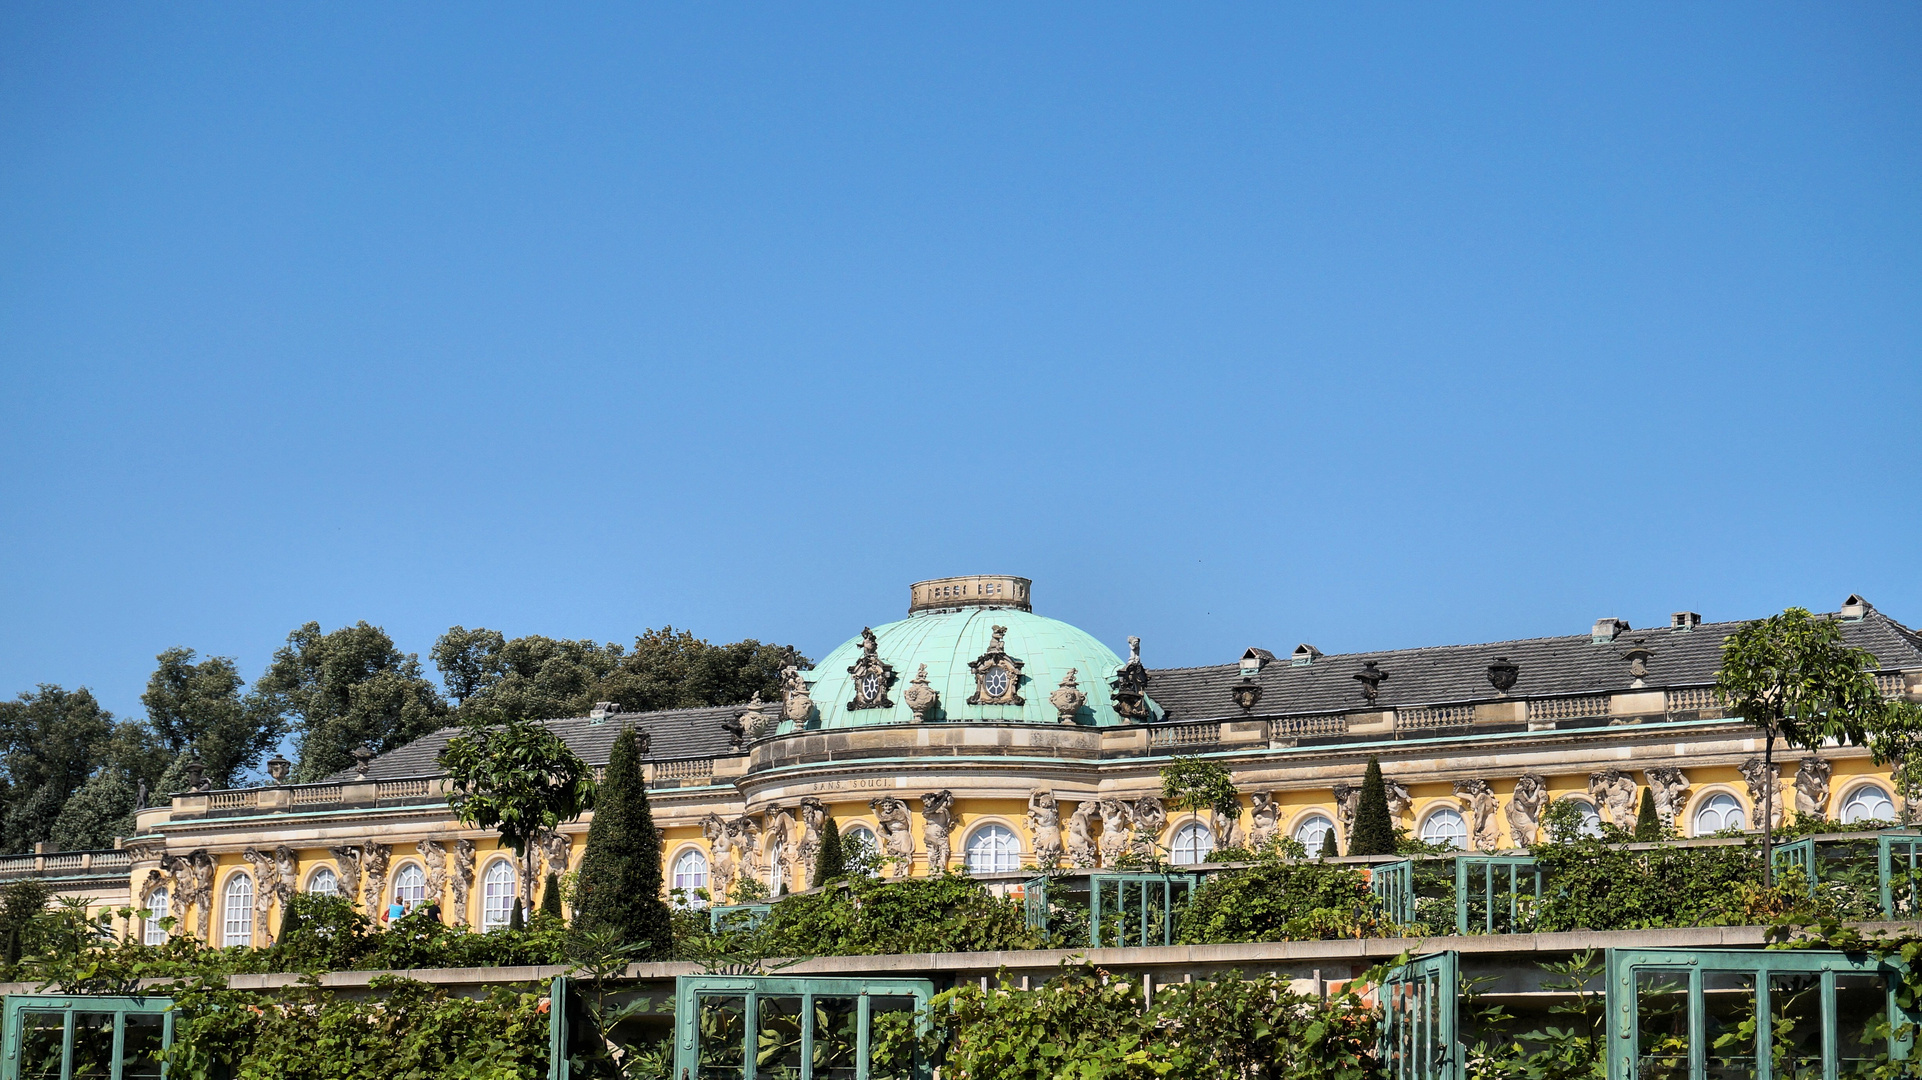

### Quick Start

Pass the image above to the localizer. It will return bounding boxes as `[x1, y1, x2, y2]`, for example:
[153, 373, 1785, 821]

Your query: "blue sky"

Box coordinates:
[2, 4, 1918, 723]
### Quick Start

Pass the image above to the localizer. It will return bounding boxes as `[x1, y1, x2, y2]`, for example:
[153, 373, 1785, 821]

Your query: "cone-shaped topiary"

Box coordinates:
[508, 899, 524, 931]
[572, 725, 672, 957]
[1347, 758, 1397, 856]
[539, 871, 564, 920]
[813, 817, 846, 885]
[1318, 827, 1339, 860]
[1635, 787, 1661, 841]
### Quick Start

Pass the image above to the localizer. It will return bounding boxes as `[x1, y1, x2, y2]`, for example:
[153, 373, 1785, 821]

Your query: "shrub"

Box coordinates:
[1178, 857, 1383, 944]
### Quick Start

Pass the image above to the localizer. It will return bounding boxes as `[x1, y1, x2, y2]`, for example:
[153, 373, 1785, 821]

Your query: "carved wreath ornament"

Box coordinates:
[967, 625, 1025, 706]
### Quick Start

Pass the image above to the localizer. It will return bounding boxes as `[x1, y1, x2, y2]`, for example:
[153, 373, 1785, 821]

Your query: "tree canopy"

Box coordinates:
[252, 622, 449, 782]
[143, 648, 280, 789]
[0, 686, 120, 852]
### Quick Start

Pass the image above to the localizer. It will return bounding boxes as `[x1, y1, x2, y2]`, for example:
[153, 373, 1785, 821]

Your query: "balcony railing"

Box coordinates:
[652, 758, 716, 783]
[1526, 694, 1611, 722]
[0, 849, 131, 879]
[1396, 705, 1476, 732]
[1149, 723, 1220, 750]
[1269, 714, 1349, 741]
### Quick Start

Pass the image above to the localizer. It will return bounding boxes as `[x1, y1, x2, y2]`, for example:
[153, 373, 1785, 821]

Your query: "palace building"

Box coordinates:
[78, 576, 1922, 946]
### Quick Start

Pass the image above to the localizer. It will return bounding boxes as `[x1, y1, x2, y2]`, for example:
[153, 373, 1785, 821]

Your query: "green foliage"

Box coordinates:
[143, 647, 281, 788]
[1160, 756, 1240, 817]
[1178, 849, 1384, 944]
[571, 725, 671, 957]
[1528, 831, 1801, 932]
[48, 766, 137, 850]
[251, 621, 449, 782]
[1318, 828, 1340, 859]
[687, 872, 1043, 960]
[0, 685, 117, 851]
[541, 871, 564, 919]
[812, 817, 846, 885]
[1348, 758, 1396, 857]
[0, 879, 49, 966]
[1867, 699, 1922, 825]
[913, 963, 1380, 1080]
[1634, 787, 1661, 842]
[433, 625, 810, 723]
[162, 975, 550, 1080]
[440, 714, 595, 871]
[1461, 951, 1606, 1080]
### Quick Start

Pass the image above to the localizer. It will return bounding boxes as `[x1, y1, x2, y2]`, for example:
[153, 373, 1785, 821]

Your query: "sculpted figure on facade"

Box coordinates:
[1739, 758, 1785, 829]
[535, 828, 573, 884]
[1332, 783, 1361, 841]
[360, 842, 390, 915]
[1385, 779, 1413, 821]
[416, 840, 448, 914]
[1110, 637, 1154, 721]
[1096, 797, 1134, 865]
[1066, 802, 1098, 868]
[702, 814, 737, 901]
[1453, 780, 1500, 852]
[174, 850, 216, 940]
[903, 665, 941, 722]
[1049, 669, 1086, 724]
[1588, 770, 1638, 830]
[1131, 796, 1167, 857]
[762, 805, 797, 892]
[797, 798, 827, 885]
[845, 628, 897, 710]
[1796, 757, 1832, 817]
[729, 815, 763, 882]
[1644, 768, 1692, 828]
[1211, 799, 1245, 851]
[920, 791, 955, 873]
[869, 796, 916, 878]
[452, 839, 477, 927]
[780, 664, 814, 724]
[242, 848, 278, 945]
[329, 845, 364, 911]
[1505, 775, 1549, 846]
[1025, 790, 1064, 868]
[1246, 793, 1281, 851]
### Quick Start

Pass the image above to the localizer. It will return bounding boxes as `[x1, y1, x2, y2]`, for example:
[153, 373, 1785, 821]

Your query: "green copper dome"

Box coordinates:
[795, 578, 1161, 729]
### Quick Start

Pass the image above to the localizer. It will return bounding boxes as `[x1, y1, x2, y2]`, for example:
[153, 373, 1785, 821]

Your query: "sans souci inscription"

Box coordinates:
[909, 575, 1032, 614]
[807, 778, 896, 793]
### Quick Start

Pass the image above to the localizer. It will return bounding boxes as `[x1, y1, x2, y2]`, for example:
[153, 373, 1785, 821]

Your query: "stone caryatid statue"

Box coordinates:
[1385, 779, 1413, 821]
[1453, 780, 1500, 852]
[869, 796, 916, 878]
[360, 842, 391, 915]
[920, 791, 956, 873]
[1049, 670, 1086, 724]
[762, 805, 797, 892]
[703, 814, 738, 901]
[182, 850, 217, 940]
[1096, 797, 1134, 865]
[1066, 802, 1098, 868]
[242, 848, 278, 945]
[1739, 758, 1784, 829]
[1212, 799, 1245, 851]
[329, 845, 364, 911]
[1026, 790, 1064, 868]
[1131, 796, 1167, 857]
[1505, 775, 1549, 846]
[903, 665, 941, 722]
[728, 815, 762, 884]
[797, 798, 827, 885]
[1588, 770, 1638, 830]
[1246, 793, 1281, 851]
[781, 665, 814, 724]
[1332, 784, 1362, 841]
[451, 839, 477, 927]
[535, 828, 573, 884]
[416, 840, 448, 916]
[272, 845, 297, 913]
[1644, 768, 1692, 828]
[1796, 757, 1832, 817]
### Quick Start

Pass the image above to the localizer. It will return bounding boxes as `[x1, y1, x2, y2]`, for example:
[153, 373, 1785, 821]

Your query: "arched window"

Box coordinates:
[1558, 798, 1604, 839]
[481, 860, 517, 930]
[842, 825, 878, 855]
[1170, 822, 1214, 865]
[1293, 814, 1336, 855]
[393, 864, 426, 910]
[1692, 792, 1746, 836]
[222, 874, 254, 947]
[965, 824, 1020, 874]
[308, 867, 339, 897]
[143, 888, 169, 946]
[672, 849, 709, 906]
[1419, 807, 1467, 848]
[1841, 785, 1895, 824]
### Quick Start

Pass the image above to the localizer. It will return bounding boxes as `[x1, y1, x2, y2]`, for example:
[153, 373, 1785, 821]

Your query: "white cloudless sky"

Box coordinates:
[2, 4, 1918, 721]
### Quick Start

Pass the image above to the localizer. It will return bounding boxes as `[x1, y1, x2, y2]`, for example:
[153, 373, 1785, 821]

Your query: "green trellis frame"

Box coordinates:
[1453, 855, 1540, 936]
[1, 994, 175, 1080]
[672, 974, 934, 1080]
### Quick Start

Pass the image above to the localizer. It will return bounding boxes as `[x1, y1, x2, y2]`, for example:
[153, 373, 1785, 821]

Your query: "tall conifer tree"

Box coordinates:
[812, 818, 846, 886]
[1634, 787, 1661, 841]
[571, 726, 671, 956]
[1347, 758, 1396, 856]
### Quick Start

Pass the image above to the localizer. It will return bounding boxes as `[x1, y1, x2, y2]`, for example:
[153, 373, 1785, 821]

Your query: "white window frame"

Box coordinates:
[841, 825, 878, 854]
[307, 866, 339, 897]
[964, 823, 1020, 874]
[1559, 797, 1605, 838]
[481, 859, 518, 930]
[672, 849, 710, 907]
[1691, 792, 1746, 836]
[1293, 814, 1336, 854]
[1840, 784, 1895, 824]
[393, 863, 427, 909]
[1170, 821, 1214, 866]
[222, 873, 254, 947]
[1418, 807, 1467, 848]
[143, 888, 169, 946]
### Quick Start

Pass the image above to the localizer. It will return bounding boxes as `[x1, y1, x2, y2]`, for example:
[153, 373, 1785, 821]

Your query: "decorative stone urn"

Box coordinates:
[1049, 669, 1086, 724]
[903, 664, 941, 722]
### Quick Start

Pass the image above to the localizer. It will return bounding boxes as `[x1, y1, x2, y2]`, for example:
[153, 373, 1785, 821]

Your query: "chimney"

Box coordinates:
[589, 702, 620, 723]
[1670, 612, 1702, 631]
[1239, 648, 1275, 677]
[1841, 595, 1874, 622]
[1591, 618, 1630, 644]
[1291, 643, 1323, 667]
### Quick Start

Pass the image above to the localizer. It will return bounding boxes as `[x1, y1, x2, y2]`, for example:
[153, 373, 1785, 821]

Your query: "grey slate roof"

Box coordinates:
[1144, 609, 1922, 724]
[335, 703, 745, 781]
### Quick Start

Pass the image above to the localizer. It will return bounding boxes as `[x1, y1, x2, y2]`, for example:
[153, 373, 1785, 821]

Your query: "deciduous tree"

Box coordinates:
[439, 715, 595, 925]
[0, 686, 114, 852]
[143, 648, 280, 788]
[251, 622, 448, 782]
